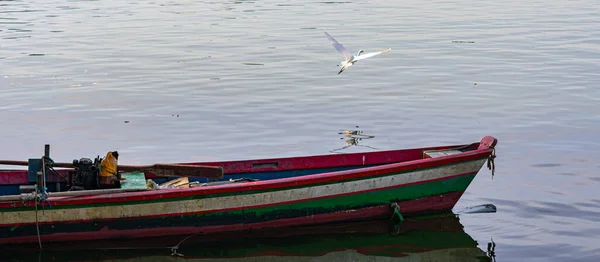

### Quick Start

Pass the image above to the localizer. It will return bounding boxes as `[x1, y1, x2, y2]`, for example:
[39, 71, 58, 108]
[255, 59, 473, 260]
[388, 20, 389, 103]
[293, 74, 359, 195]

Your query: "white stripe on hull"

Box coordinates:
[0, 159, 486, 224]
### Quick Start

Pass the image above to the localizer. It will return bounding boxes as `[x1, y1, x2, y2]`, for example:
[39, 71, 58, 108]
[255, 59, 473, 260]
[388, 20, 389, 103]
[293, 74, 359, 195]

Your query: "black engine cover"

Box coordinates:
[72, 157, 101, 190]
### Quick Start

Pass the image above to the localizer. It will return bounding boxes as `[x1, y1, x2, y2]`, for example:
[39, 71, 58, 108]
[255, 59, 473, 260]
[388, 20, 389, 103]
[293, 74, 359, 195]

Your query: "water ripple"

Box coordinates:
[1, 0, 599, 260]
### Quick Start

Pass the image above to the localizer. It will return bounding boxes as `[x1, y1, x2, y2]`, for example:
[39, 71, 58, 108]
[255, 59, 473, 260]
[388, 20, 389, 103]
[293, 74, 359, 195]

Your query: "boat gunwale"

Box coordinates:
[172, 143, 478, 174]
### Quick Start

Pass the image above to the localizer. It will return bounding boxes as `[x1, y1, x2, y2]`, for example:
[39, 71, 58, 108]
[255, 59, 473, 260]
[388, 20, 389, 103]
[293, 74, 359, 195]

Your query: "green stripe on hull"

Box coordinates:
[232, 173, 476, 219]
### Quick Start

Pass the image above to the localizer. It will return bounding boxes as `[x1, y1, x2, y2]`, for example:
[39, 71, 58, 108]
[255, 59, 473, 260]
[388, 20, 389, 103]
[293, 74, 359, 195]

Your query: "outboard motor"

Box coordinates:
[71, 157, 101, 190]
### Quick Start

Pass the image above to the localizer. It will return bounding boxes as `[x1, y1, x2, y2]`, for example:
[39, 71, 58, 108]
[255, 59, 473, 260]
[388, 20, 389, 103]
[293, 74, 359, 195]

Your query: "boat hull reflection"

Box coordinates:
[2, 213, 493, 261]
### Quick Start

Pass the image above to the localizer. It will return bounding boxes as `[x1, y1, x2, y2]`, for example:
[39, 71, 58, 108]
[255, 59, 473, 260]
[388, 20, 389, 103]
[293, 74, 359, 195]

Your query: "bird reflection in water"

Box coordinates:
[330, 126, 379, 153]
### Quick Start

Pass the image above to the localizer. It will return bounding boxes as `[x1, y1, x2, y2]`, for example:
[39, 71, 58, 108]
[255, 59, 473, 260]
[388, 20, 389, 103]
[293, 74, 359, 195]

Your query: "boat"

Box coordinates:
[0, 136, 497, 245]
[0, 213, 495, 261]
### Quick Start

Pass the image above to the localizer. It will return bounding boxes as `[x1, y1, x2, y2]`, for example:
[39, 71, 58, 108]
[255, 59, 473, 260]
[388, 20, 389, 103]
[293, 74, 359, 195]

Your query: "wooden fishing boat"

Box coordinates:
[0, 136, 497, 245]
[0, 214, 493, 261]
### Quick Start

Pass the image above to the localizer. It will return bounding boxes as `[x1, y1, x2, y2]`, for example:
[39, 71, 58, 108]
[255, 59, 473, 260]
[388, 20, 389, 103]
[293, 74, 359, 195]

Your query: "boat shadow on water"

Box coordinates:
[2, 213, 496, 262]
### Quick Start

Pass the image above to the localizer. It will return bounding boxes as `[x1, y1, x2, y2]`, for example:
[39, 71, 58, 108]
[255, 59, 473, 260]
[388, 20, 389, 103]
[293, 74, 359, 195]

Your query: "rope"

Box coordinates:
[388, 202, 405, 236]
[34, 185, 42, 250]
[487, 148, 496, 179]
[41, 158, 46, 194]
[34, 155, 53, 250]
[487, 238, 496, 261]
[37, 158, 52, 214]
[20, 192, 37, 202]
[170, 234, 198, 257]
[390, 203, 404, 223]
[44, 155, 68, 182]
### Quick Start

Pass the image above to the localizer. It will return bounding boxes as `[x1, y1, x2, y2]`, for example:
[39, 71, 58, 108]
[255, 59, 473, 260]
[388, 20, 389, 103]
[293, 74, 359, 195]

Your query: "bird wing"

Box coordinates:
[353, 48, 391, 61]
[324, 31, 352, 62]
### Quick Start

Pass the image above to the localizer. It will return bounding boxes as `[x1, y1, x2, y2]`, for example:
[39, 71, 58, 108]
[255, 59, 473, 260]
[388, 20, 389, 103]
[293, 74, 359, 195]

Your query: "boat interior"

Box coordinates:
[0, 141, 481, 197]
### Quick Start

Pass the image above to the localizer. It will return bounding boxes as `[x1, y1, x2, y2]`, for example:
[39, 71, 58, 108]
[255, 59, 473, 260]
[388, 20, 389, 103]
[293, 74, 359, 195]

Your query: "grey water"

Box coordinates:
[1, 0, 599, 261]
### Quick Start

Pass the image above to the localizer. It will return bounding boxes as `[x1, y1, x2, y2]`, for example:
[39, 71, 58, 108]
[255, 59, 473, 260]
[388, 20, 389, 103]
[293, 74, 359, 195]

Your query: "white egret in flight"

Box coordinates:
[324, 31, 391, 75]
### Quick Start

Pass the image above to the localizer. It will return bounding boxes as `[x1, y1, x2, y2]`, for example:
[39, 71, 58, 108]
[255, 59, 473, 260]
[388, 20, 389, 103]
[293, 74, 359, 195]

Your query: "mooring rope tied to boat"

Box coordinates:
[390, 202, 404, 222]
[487, 148, 496, 179]
[34, 185, 42, 250]
[169, 233, 200, 257]
[34, 155, 54, 251]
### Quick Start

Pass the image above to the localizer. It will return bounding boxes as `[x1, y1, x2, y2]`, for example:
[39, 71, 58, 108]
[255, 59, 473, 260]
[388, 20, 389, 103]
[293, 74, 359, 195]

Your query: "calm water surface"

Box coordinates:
[1, 0, 599, 261]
